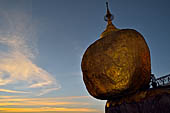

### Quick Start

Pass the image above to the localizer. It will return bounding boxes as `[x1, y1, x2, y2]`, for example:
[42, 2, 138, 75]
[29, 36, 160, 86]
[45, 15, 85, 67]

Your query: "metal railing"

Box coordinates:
[156, 74, 170, 86]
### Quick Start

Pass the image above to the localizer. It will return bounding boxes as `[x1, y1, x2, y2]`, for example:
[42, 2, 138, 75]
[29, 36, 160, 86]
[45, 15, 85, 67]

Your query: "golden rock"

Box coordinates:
[81, 2, 151, 100]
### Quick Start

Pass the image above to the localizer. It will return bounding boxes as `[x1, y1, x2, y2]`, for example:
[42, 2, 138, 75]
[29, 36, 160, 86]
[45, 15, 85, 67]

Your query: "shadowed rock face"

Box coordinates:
[106, 87, 170, 113]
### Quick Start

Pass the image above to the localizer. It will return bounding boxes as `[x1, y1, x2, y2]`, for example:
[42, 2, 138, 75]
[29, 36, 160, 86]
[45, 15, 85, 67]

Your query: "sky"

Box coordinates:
[0, 0, 169, 113]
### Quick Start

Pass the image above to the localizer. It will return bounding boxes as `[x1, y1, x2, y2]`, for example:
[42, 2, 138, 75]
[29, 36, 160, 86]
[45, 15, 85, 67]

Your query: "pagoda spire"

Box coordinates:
[100, 1, 119, 38]
[104, 1, 114, 23]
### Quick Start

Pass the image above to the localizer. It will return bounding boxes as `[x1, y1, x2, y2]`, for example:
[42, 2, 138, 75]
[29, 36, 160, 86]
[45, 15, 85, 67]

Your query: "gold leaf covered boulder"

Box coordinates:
[81, 2, 151, 100]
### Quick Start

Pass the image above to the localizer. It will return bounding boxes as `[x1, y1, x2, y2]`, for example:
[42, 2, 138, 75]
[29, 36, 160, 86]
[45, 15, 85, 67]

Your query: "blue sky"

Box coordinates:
[0, 0, 170, 113]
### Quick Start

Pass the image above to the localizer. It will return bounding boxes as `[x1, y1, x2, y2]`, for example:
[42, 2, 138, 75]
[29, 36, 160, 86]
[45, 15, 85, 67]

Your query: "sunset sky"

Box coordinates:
[0, 0, 170, 113]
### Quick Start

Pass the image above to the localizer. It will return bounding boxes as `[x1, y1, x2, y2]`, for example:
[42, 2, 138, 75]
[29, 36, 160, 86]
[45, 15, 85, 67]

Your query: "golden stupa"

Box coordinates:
[81, 2, 151, 100]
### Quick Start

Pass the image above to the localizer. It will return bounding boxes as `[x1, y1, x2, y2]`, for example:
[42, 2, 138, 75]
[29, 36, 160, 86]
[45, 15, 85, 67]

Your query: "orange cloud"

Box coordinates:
[0, 107, 99, 112]
[0, 96, 98, 112]
[0, 96, 90, 102]
[0, 101, 90, 106]
[0, 96, 91, 106]
[0, 96, 20, 99]
[0, 94, 102, 113]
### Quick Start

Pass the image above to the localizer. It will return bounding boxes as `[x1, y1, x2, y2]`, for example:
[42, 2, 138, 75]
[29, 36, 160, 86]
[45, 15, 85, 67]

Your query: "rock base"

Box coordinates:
[106, 86, 170, 113]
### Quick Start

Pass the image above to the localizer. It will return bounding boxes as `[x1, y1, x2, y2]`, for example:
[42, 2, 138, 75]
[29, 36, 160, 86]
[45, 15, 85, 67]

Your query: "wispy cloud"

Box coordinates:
[37, 87, 61, 96]
[0, 89, 30, 94]
[0, 11, 60, 96]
